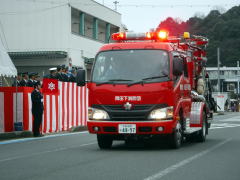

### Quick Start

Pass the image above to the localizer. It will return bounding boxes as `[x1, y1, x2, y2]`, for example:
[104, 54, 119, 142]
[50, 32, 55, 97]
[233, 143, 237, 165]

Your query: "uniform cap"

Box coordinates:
[49, 67, 57, 71]
[22, 72, 28, 77]
[29, 72, 36, 78]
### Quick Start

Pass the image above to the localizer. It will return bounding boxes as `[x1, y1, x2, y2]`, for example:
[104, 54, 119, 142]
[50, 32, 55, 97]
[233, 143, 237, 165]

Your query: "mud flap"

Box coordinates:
[190, 102, 205, 128]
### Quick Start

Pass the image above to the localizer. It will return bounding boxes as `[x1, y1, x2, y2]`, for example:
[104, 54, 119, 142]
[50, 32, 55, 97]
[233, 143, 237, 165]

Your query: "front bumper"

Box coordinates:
[87, 120, 176, 135]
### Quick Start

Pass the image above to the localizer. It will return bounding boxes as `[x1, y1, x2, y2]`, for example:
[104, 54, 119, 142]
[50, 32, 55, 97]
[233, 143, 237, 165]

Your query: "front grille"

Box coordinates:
[139, 127, 152, 132]
[103, 127, 117, 132]
[92, 104, 168, 121]
[105, 105, 153, 121]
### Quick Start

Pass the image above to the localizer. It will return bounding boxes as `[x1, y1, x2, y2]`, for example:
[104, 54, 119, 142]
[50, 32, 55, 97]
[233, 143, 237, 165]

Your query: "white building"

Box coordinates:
[206, 67, 240, 94]
[0, 0, 121, 77]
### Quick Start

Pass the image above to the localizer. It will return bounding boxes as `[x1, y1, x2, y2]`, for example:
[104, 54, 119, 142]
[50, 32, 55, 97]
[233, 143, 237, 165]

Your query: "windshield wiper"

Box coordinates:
[127, 75, 168, 87]
[96, 79, 132, 86]
[127, 80, 146, 87]
[96, 81, 113, 86]
[142, 75, 168, 81]
[108, 79, 133, 82]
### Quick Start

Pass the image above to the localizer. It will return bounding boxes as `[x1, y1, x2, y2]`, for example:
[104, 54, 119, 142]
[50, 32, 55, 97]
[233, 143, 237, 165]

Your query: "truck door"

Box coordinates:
[182, 58, 192, 126]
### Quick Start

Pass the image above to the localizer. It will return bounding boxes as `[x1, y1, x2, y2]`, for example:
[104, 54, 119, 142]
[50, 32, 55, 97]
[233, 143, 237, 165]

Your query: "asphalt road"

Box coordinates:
[0, 112, 240, 180]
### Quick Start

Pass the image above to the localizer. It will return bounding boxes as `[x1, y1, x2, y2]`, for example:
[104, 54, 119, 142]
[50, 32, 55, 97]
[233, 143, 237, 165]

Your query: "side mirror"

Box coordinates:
[173, 57, 183, 76]
[76, 69, 86, 86]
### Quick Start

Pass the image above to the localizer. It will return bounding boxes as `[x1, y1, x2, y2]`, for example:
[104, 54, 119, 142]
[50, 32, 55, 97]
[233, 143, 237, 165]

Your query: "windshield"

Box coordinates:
[92, 49, 169, 84]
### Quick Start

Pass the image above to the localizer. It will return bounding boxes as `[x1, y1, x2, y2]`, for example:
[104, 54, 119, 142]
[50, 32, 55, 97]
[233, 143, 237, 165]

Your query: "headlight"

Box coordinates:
[88, 108, 110, 120]
[148, 106, 173, 120]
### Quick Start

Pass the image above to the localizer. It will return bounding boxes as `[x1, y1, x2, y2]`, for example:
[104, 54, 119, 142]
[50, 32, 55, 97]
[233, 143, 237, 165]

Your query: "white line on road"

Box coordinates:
[210, 125, 240, 130]
[210, 123, 240, 130]
[0, 141, 96, 163]
[144, 138, 232, 180]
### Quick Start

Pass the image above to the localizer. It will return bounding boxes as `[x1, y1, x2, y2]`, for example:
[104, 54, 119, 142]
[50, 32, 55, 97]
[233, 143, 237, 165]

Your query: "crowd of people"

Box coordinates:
[12, 72, 40, 87]
[225, 99, 240, 112]
[9, 65, 81, 137]
[43, 65, 79, 82]
[12, 65, 79, 87]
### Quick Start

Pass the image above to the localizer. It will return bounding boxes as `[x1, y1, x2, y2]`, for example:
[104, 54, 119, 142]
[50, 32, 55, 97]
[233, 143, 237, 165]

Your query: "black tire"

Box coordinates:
[195, 112, 207, 142]
[169, 121, 182, 149]
[97, 134, 113, 149]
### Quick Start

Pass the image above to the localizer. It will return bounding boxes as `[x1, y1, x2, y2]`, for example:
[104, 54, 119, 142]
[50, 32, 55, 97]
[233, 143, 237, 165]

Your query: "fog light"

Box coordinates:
[156, 127, 164, 132]
[93, 126, 100, 132]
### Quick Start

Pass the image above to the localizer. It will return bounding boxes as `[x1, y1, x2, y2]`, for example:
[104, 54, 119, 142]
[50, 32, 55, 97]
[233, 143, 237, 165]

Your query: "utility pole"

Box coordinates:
[217, 47, 221, 92]
[237, 61, 239, 95]
[113, 1, 119, 11]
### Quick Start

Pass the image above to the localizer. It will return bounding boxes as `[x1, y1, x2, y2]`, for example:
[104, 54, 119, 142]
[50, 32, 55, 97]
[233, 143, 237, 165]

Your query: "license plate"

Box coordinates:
[118, 124, 136, 134]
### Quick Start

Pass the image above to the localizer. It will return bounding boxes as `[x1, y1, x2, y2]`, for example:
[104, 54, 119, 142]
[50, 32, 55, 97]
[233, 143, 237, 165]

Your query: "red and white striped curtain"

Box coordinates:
[0, 91, 5, 133]
[0, 82, 88, 133]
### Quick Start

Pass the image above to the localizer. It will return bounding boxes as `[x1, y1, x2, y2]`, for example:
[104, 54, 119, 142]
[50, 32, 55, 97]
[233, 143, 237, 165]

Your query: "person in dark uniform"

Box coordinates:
[61, 65, 69, 82]
[20, 72, 28, 87]
[31, 82, 44, 137]
[69, 68, 76, 82]
[12, 73, 22, 87]
[34, 73, 40, 84]
[56, 66, 63, 81]
[44, 67, 58, 79]
[27, 72, 36, 87]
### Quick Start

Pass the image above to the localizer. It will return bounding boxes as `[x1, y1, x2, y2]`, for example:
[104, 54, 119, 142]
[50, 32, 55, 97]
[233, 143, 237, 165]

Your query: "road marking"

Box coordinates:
[210, 123, 240, 130]
[0, 141, 96, 163]
[144, 138, 232, 180]
[219, 118, 240, 122]
[218, 116, 240, 122]
[0, 131, 88, 145]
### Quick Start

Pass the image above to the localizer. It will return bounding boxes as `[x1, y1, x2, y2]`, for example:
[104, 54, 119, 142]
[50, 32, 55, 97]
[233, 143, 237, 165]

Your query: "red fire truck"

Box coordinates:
[77, 30, 214, 149]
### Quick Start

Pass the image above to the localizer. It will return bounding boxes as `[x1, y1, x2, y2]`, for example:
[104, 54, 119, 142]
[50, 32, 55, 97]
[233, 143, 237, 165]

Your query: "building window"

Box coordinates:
[220, 71, 224, 75]
[71, 8, 119, 43]
[98, 20, 107, 42]
[71, 8, 80, 34]
[82, 15, 93, 39]
[227, 83, 235, 91]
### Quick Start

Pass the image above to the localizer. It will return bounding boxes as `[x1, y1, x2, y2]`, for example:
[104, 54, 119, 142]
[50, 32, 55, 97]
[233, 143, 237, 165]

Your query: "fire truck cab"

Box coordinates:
[77, 30, 213, 149]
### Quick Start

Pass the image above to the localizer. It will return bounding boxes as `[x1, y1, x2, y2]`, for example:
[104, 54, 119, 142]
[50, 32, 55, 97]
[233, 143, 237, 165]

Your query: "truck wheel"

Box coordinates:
[97, 135, 113, 149]
[169, 121, 182, 149]
[195, 112, 207, 142]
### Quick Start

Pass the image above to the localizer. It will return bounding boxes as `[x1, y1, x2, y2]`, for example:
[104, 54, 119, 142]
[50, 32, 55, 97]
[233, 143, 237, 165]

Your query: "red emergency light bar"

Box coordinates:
[111, 30, 169, 41]
[111, 31, 208, 49]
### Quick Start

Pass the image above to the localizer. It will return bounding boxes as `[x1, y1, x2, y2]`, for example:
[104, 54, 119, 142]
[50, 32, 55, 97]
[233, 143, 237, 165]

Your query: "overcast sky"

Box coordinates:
[95, 0, 239, 32]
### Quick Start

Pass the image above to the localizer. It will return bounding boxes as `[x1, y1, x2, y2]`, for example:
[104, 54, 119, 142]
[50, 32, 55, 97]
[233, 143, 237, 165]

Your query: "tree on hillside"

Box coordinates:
[188, 6, 240, 67]
[157, 5, 240, 67]
[157, 17, 188, 36]
[212, 5, 226, 14]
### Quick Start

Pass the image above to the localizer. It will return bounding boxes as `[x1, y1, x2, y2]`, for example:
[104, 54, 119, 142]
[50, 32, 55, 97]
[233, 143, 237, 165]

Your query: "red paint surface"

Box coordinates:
[87, 35, 208, 136]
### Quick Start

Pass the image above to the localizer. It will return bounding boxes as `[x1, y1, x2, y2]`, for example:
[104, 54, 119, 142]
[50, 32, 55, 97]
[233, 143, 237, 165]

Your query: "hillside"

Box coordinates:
[157, 5, 240, 67]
